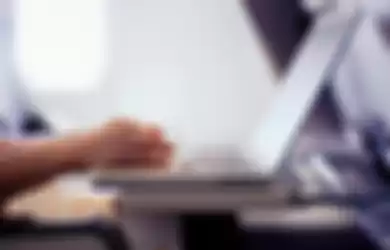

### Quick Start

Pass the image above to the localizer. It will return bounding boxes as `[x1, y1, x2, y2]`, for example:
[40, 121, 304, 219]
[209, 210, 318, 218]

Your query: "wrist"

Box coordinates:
[64, 131, 101, 171]
[15, 132, 100, 172]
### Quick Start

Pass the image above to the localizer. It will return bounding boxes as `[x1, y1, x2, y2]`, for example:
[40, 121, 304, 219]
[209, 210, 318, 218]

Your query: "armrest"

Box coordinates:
[0, 217, 130, 250]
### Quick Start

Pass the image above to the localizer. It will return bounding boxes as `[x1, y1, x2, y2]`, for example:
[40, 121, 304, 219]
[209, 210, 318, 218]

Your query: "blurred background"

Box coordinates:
[7, 1, 390, 250]
[0, 0, 342, 217]
[3, 0, 390, 231]
[7, 0, 280, 139]
[0, 0, 288, 217]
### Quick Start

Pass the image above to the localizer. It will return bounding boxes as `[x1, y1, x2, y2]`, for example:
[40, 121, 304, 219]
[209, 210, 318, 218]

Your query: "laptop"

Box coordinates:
[92, 13, 362, 208]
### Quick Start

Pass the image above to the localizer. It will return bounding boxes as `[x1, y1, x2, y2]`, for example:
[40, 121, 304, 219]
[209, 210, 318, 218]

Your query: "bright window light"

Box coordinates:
[14, 0, 107, 93]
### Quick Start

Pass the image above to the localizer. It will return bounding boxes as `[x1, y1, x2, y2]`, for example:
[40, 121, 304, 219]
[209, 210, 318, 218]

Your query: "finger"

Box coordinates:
[118, 123, 166, 154]
[148, 142, 174, 165]
[143, 124, 164, 142]
[104, 142, 174, 167]
[150, 142, 173, 160]
[133, 123, 164, 144]
[104, 138, 169, 161]
[105, 140, 153, 160]
[132, 141, 172, 161]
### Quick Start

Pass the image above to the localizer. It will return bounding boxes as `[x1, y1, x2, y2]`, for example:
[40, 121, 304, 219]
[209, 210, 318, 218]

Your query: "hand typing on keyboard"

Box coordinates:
[91, 118, 173, 167]
[0, 118, 174, 205]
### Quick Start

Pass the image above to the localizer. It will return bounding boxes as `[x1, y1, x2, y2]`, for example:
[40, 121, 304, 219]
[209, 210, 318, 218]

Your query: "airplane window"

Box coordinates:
[14, 0, 108, 93]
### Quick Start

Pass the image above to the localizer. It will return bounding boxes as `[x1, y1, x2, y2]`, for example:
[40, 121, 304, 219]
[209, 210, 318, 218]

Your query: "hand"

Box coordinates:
[0, 118, 173, 201]
[91, 118, 173, 169]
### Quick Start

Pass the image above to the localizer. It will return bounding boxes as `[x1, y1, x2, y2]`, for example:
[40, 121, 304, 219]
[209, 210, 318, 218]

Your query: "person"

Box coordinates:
[0, 118, 173, 206]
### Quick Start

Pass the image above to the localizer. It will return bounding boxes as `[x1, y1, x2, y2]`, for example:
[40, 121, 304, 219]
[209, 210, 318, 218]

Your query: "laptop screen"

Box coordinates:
[242, 12, 363, 176]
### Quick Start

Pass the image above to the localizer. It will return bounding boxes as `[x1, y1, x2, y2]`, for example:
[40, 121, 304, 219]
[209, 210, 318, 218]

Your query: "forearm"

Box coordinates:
[0, 132, 99, 201]
[0, 118, 172, 208]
